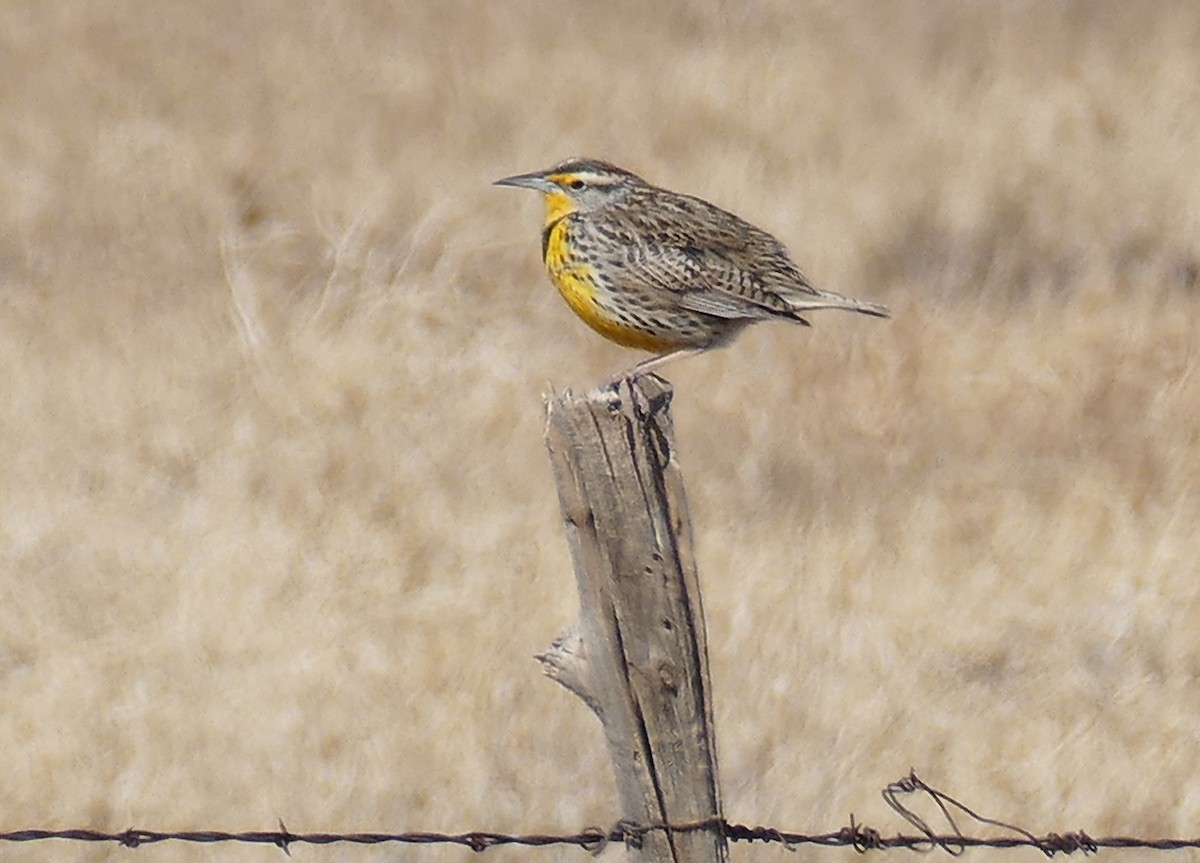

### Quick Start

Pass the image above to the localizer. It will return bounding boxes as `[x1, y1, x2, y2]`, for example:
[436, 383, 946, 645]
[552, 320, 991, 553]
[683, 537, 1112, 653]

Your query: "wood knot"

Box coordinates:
[658, 661, 679, 694]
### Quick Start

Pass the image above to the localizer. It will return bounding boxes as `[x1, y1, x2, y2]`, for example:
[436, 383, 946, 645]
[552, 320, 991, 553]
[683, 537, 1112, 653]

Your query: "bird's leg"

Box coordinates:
[609, 347, 709, 385]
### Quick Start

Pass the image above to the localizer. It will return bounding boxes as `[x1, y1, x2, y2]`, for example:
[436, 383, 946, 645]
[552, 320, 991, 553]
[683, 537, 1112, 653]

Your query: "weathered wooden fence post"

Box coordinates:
[539, 374, 727, 863]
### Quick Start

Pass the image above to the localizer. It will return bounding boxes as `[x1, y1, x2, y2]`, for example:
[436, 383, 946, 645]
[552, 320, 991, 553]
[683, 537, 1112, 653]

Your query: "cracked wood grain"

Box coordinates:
[542, 375, 726, 863]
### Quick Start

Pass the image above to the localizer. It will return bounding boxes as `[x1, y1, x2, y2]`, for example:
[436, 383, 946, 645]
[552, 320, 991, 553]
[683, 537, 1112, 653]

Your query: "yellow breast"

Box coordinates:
[541, 210, 676, 353]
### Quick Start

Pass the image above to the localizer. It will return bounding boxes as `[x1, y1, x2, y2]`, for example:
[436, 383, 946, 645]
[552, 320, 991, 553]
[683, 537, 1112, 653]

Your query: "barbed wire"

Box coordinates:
[2, 772, 1196, 856]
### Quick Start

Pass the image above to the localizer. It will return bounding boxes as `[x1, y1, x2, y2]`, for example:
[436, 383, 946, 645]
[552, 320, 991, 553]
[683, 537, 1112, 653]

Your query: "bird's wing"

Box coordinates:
[594, 200, 807, 321]
[674, 285, 783, 319]
[596, 194, 889, 320]
[614, 244, 778, 320]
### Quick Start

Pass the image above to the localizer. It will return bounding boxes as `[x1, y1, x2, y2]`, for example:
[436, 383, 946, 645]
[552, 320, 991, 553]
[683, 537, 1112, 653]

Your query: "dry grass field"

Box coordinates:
[2, 2, 1199, 862]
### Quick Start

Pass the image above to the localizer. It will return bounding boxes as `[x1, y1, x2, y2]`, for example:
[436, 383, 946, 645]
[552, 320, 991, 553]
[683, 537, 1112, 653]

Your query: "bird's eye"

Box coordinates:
[568, 179, 587, 190]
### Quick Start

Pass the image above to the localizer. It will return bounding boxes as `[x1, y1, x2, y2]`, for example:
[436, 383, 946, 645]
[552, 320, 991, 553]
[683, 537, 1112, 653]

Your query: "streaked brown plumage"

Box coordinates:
[495, 157, 889, 377]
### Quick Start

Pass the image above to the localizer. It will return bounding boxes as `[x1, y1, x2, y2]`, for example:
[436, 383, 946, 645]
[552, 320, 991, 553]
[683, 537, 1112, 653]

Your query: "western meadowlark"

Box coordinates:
[495, 157, 889, 378]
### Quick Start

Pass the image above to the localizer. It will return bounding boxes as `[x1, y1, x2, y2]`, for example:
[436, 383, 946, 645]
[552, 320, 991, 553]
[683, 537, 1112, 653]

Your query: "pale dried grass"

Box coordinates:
[1, 3, 1198, 862]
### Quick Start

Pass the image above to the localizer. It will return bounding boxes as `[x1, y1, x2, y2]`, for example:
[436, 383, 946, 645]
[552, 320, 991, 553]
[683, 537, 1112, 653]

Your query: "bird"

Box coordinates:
[494, 157, 889, 379]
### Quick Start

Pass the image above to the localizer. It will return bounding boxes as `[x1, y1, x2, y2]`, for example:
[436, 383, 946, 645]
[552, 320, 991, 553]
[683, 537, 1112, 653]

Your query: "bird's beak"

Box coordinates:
[493, 170, 557, 194]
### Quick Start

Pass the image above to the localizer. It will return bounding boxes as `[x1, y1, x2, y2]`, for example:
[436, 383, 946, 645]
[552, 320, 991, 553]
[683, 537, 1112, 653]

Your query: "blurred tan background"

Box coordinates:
[2, 2, 1199, 862]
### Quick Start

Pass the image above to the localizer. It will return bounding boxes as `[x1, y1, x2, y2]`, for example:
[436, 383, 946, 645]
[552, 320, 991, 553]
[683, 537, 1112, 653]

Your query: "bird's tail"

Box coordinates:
[786, 291, 891, 319]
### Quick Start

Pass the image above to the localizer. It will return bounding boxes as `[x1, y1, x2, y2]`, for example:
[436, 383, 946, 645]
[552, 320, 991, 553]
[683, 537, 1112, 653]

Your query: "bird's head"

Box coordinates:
[494, 158, 644, 222]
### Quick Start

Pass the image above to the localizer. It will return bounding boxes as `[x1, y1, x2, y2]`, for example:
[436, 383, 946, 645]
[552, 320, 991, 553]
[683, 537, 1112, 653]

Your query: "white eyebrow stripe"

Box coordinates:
[576, 172, 620, 184]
